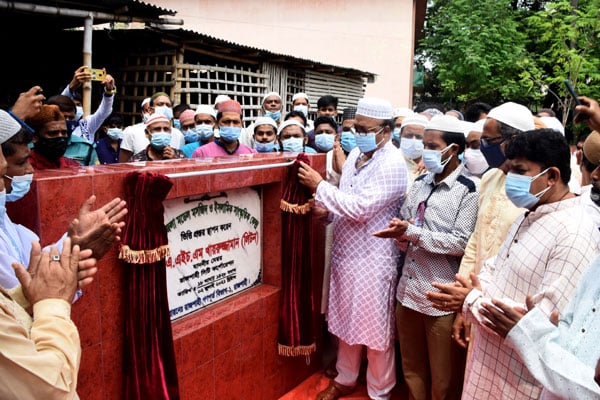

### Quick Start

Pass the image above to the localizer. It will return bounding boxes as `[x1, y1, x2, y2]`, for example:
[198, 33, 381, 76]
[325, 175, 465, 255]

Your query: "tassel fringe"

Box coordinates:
[277, 342, 316, 358]
[119, 244, 171, 264]
[280, 199, 313, 215]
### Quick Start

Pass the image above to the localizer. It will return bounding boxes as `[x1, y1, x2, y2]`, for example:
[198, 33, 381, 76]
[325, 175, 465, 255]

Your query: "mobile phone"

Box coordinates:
[563, 79, 582, 106]
[84, 67, 106, 82]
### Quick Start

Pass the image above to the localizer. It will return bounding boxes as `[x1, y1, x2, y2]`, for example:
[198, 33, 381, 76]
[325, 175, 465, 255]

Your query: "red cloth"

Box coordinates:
[119, 171, 180, 400]
[278, 153, 317, 357]
[29, 150, 80, 170]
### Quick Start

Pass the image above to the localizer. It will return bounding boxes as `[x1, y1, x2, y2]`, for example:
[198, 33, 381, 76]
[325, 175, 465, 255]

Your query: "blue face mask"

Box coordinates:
[106, 128, 123, 141]
[150, 132, 171, 150]
[354, 127, 383, 153]
[400, 138, 424, 160]
[154, 105, 174, 121]
[293, 105, 308, 117]
[282, 137, 304, 152]
[264, 110, 281, 121]
[184, 129, 199, 143]
[75, 106, 84, 121]
[255, 141, 276, 153]
[5, 174, 33, 202]
[197, 125, 214, 141]
[315, 133, 335, 152]
[173, 119, 181, 130]
[422, 145, 453, 174]
[505, 168, 551, 209]
[480, 140, 506, 168]
[340, 131, 357, 153]
[219, 126, 241, 142]
[392, 128, 401, 142]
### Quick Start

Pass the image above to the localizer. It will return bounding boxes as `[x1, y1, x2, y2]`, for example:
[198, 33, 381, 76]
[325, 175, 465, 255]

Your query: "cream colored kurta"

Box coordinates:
[0, 286, 81, 399]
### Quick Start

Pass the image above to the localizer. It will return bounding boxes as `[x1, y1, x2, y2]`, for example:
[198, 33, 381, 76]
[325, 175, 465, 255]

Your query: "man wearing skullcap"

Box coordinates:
[252, 116, 278, 153]
[474, 99, 600, 400]
[391, 107, 415, 147]
[374, 115, 479, 400]
[0, 108, 128, 399]
[278, 119, 316, 153]
[27, 104, 81, 170]
[463, 119, 489, 179]
[129, 113, 185, 161]
[192, 100, 256, 157]
[454, 128, 599, 400]
[427, 102, 534, 392]
[397, 114, 429, 188]
[240, 92, 283, 148]
[291, 92, 314, 130]
[181, 105, 217, 158]
[119, 91, 185, 163]
[298, 97, 408, 400]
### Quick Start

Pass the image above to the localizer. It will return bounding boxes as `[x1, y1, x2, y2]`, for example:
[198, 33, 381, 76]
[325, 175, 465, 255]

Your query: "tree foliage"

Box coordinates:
[417, 0, 600, 122]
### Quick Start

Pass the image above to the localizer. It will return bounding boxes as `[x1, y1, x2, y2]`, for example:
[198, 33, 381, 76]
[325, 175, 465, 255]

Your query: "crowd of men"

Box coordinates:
[2, 64, 600, 400]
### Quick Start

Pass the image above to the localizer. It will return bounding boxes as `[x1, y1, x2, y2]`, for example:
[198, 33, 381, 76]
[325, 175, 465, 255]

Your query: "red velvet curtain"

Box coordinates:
[278, 153, 316, 357]
[119, 171, 180, 400]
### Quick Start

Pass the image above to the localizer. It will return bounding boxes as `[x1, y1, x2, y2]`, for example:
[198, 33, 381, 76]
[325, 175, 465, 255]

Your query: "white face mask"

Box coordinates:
[464, 148, 489, 175]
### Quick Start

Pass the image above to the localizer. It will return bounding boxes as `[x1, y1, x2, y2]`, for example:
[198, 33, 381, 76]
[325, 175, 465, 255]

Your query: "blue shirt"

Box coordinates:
[95, 137, 120, 164]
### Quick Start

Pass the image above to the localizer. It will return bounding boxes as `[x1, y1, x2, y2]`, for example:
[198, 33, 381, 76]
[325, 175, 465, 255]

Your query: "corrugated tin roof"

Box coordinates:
[0, 0, 178, 30]
[154, 27, 376, 81]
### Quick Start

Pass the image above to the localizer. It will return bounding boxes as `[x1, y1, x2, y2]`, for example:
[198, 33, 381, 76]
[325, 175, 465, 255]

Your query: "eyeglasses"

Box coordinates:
[480, 135, 505, 147]
[350, 125, 384, 137]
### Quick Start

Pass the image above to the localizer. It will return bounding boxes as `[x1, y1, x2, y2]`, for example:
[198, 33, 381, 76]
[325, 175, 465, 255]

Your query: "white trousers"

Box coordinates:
[335, 338, 396, 400]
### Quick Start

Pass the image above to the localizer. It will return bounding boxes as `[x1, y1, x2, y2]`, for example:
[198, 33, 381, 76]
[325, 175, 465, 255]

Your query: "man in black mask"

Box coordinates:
[26, 104, 80, 170]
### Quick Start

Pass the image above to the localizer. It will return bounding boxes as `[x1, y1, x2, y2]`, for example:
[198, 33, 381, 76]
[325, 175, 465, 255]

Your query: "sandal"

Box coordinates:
[316, 381, 355, 400]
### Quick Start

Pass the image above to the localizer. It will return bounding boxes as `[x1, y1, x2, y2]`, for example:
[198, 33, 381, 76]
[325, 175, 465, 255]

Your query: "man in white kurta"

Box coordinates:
[298, 97, 408, 400]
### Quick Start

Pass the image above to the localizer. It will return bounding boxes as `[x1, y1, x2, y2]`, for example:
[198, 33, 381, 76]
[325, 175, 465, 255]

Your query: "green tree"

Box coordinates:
[417, 0, 543, 107]
[525, 0, 600, 128]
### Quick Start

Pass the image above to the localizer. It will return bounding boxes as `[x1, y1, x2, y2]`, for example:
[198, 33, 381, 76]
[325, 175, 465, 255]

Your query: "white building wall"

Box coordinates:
[146, 0, 416, 109]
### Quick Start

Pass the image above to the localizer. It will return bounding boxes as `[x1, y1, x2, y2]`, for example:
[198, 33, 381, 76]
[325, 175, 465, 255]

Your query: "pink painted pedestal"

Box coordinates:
[7, 153, 326, 400]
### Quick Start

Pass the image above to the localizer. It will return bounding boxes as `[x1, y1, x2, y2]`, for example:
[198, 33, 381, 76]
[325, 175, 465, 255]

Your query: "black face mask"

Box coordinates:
[591, 185, 600, 207]
[35, 136, 68, 160]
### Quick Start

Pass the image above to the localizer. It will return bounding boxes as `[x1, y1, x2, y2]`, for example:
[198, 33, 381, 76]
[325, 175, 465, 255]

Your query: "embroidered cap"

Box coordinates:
[356, 97, 393, 120]
[145, 113, 170, 127]
[179, 109, 195, 125]
[0, 109, 23, 144]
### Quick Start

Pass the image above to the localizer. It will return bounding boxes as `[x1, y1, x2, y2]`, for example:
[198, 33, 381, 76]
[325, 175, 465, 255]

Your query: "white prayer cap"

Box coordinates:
[195, 105, 217, 119]
[539, 116, 565, 135]
[461, 121, 475, 137]
[277, 119, 306, 135]
[393, 107, 414, 119]
[254, 116, 277, 130]
[292, 92, 309, 103]
[141, 97, 151, 107]
[356, 97, 393, 120]
[400, 114, 429, 129]
[426, 115, 465, 134]
[262, 91, 281, 105]
[465, 119, 486, 137]
[487, 102, 534, 132]
[213, 94, 231, 108]
[0, 109, 22, 144]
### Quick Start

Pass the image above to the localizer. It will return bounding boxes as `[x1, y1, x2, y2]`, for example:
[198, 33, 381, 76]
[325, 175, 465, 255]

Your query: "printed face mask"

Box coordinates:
[505, 168, 550, 209]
